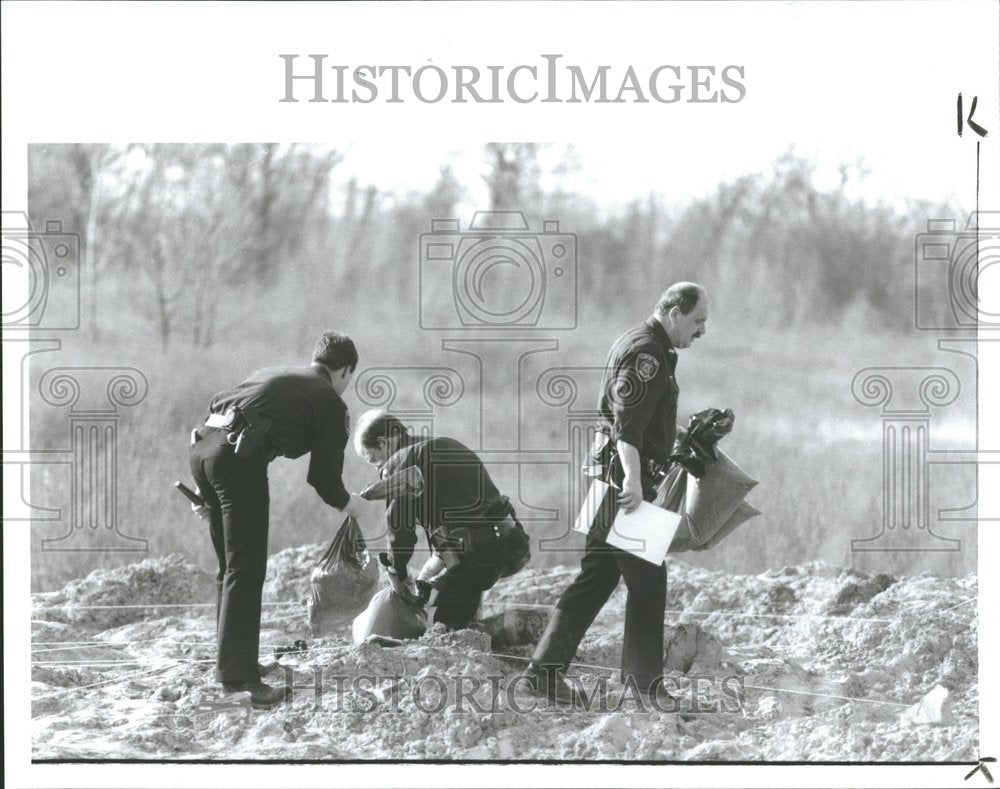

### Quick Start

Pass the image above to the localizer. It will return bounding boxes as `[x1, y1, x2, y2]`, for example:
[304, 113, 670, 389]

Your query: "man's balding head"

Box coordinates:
[655, 283, 705, 317]
[654, 282, 708, 349]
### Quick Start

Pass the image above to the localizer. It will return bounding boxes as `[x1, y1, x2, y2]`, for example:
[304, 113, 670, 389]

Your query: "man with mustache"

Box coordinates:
[523, 282, 709, 705]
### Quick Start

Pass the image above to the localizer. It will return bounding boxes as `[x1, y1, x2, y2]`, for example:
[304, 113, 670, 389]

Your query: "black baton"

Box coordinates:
[174, 481, 205, 507]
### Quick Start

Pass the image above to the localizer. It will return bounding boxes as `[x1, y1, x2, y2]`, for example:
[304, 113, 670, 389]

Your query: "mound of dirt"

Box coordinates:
[263, 543, 327, 603]
[30, 555, 979, 762]
[825, 572, 897, 614]
[480, 607, 551, 650]
[33, 555, 215, 630]
[663, 623, 734, 673]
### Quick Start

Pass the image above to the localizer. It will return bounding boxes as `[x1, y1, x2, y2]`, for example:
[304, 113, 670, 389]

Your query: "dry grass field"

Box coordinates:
[28, 317, 976, 591]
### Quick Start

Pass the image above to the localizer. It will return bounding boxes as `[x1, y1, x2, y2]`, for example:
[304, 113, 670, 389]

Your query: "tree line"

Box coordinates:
[27, 143, 958, 347]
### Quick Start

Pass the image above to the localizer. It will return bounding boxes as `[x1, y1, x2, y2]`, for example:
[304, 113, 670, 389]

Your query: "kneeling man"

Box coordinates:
[354, 409, 530, 628]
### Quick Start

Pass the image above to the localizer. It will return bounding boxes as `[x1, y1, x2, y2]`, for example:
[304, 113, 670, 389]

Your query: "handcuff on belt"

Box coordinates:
[201, 406, 276, 461]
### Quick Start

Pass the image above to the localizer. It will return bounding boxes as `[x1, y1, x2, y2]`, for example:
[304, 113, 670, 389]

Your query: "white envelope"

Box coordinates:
[573, 479, 682, 565]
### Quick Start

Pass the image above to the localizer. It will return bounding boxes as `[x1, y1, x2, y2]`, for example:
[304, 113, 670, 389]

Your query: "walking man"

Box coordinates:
[523, 283, 708, 703]
[189, 331, 364, 708]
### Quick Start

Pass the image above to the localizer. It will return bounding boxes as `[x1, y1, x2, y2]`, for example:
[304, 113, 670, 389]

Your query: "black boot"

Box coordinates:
[637, 677, 681, 713]
[518, 608, 589, 705]
[520, 660, 578, 705]
[221, 680, 287, 710]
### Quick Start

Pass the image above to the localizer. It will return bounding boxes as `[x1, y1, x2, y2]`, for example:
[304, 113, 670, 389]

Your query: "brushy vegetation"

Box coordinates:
[26, 143, 975, 590]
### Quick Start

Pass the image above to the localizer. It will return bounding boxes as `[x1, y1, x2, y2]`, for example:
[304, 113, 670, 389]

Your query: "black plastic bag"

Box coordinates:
[669, 408, 735, 478]
[307, 515, 379, 636]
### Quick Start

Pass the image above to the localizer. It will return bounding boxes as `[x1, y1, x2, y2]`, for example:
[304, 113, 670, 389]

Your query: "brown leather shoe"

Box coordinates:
[221, 681, 287, 710]
[257, 661, 281, 678]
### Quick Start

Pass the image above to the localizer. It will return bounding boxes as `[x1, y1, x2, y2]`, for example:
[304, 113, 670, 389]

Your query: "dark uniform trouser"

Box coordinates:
[432, 556, 504, 629]
[190, 428, 270, 683]
[428, 520, 531, 628]
[532, 469, 666, 694]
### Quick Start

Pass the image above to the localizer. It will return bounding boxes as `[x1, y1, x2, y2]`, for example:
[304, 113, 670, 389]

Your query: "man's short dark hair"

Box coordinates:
[655, 282, 705, 316]
[313, 331, 358, 372]
[354, 408, 408, 454]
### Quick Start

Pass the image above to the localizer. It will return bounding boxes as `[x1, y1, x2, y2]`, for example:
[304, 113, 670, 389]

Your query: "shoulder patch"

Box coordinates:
[636, 352, 660, 382]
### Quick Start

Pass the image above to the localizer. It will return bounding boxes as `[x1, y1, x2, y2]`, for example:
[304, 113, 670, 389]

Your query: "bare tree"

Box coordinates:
[425, 165, 463, 219]
[231, 144, 344, 283]
[483, 143, 541, 211]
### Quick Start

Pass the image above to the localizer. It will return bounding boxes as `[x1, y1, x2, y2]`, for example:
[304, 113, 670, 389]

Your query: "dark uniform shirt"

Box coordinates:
[381, 435, 510, 577]
[208, 366, 351, 510]
[598, 317, 679, 465]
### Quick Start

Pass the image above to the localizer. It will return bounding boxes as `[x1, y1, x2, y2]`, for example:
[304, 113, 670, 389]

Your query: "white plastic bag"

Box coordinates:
[658, 449, 760, 552]
[308, 515, 379, 635]
[351, 586, 428, 645]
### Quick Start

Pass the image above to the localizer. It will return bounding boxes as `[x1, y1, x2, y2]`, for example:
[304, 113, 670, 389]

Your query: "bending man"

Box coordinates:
[190, 331, 364, 708]
[355, 409, 531, 629]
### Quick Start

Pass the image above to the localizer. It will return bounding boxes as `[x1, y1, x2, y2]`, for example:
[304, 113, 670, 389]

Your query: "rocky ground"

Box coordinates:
[31, 548, 978, 761]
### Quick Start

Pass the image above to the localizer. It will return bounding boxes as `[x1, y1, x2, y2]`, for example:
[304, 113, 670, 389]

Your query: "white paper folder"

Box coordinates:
[573, 479, 682, 565]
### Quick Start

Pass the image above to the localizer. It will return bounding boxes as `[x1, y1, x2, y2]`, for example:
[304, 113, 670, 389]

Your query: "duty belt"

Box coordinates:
[202, 406, 278, 462]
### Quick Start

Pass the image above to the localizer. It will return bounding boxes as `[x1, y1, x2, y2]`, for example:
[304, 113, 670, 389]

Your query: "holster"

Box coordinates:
[584, 430, 613, 478]
[498, 516, 531, 578]
[644, 457, 669, 486]
[226, 405, 275, 462]
[590, 428, 668, 483]
[432, 512, 530, 579]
